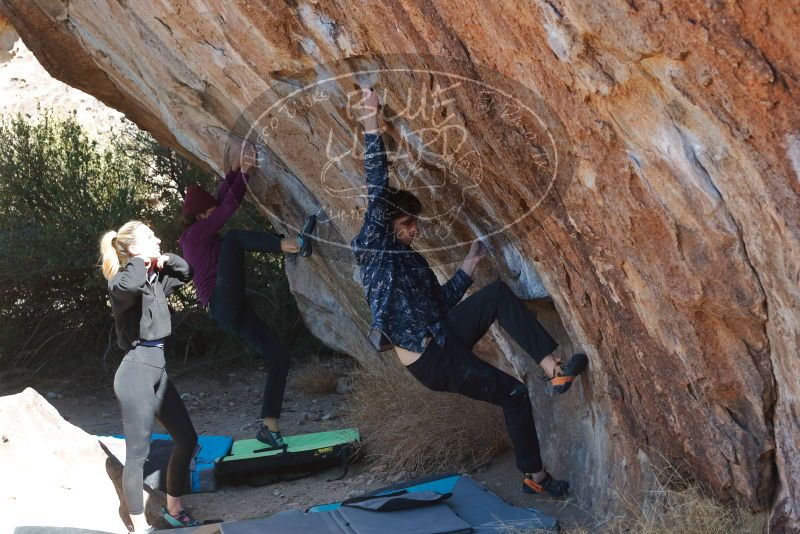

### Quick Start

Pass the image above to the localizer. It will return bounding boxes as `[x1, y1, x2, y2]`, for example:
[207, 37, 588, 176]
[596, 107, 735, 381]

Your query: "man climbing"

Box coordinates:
[351, 87, 588, 497]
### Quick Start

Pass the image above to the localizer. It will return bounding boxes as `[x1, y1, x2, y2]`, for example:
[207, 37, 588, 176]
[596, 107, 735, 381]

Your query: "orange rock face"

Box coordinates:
[1, 2, 797, 530]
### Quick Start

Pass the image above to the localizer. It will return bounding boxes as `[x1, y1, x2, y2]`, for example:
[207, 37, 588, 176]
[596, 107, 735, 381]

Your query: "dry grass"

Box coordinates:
[495, 468, 765, 534]
[604, 464, 768, 534]
[291, 360, 340, 395]
[345, 358, 509, 476]
[344, 359, 765, 534]
[496, 525, 588, 534]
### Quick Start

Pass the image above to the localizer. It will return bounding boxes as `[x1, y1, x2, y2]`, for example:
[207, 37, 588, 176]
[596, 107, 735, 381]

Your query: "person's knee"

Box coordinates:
[173, 429, 198, 454]
[499, 278, 514, 293]
[262, 350, 291, 376]
[511, 381, 529, 397]
[124, 456, 147, 472]
[215, 314, 238, 334]
[491, 279, 513, 299]
[224, 228, 247, 243]
[221, 228, 250, 255]
[214, 305, 244, 335]
[125, 442, 150, 467]
[209, 300, 240, 334]
[507, 382, 531, 405]
[274, 348, 291, 367]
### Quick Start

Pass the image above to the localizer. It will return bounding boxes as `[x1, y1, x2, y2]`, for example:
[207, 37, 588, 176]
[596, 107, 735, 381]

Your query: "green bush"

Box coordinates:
[0, 110, 330, 389]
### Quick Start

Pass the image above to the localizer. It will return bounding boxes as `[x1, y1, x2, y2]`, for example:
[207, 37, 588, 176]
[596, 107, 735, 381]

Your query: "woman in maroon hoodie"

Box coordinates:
[179, 142, 316, 449]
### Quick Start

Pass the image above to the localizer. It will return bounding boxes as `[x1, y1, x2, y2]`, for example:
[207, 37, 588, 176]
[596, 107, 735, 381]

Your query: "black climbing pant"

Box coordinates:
[208, 229, 291, 419]
[113, 345, 198, 515]
[406, 279, 558, 474]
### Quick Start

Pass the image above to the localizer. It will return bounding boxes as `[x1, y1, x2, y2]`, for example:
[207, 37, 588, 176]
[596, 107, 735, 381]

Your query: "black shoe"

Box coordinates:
[297, 214, 317, 257]
[256, 422, 287, 450]
[522, 473, 569, 498]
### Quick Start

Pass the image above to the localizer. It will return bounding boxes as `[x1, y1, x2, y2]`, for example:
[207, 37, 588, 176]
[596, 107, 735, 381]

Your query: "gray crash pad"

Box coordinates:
[218, 502, 471, 534]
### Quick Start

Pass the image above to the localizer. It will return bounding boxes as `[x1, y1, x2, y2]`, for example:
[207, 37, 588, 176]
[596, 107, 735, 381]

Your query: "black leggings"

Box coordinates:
[208, 229, 291, 419]
[407, 279, 558, 474]
[113, 345, 197, 515]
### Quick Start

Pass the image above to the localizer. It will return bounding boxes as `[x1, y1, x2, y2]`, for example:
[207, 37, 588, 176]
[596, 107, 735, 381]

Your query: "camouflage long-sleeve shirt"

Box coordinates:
[351, 133, 473, 352]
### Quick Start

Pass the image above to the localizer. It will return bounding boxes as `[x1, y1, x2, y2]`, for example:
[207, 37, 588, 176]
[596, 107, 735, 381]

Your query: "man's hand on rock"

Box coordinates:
[461, 239, 488, 277]
[357, 86, 380, 134]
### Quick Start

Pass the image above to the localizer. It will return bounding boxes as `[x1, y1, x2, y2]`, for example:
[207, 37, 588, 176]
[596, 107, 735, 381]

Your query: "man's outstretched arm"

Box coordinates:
[354, 88, 391, 249]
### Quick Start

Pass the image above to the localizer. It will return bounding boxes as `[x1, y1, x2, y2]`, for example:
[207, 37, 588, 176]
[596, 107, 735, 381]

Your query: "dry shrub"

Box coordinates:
[292, 361, 339, 394]
[346, 356, 764, 534]
[495, 465, 765, 534]
[605, 463, 767, 534]
[346, 358, 509, 476]
[497, 526, 588, 534]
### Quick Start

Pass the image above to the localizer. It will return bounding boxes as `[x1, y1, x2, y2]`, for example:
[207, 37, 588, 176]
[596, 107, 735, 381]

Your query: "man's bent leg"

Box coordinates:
[455, 350, 543, 473]
[446, 281, 509, 349]
[406, 335, 543, 473]
[448, 280, 557, 363]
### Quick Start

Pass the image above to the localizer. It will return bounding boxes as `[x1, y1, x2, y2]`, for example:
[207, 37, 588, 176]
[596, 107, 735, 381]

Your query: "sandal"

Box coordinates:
[522, 472, 569, 498]
[546, 353, 588, 394]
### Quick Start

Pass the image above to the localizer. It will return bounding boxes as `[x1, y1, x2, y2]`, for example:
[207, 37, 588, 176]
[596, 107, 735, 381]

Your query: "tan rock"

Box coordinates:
[0, 388, 165, 534]
[0, 12, 122, 136]
[0, 12, 16, 62]
[0, 1, 797, 530]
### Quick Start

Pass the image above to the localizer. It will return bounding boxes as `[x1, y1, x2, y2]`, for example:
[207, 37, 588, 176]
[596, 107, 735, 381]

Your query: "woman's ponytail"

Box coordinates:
[99, 221, 143, 280]
[100, 231, 120, 280]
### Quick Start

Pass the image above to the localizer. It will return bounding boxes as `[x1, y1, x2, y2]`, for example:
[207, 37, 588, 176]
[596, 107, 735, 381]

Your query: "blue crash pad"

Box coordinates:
[102, 433, 233, 493]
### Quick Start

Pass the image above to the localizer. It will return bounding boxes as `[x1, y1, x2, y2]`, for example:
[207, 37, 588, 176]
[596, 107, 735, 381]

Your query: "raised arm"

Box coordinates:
[190, 170, 249, 239]
[216, 170, 239, 203]
[108, 257, 148, 312]
[353, 88, 391, 250]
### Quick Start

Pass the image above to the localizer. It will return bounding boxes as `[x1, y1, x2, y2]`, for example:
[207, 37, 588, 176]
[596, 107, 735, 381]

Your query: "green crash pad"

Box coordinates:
[216, 428, 360, 477]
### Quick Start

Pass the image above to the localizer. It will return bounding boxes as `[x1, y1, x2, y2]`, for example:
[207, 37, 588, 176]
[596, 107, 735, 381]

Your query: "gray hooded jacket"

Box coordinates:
[108, 254, 193, 351]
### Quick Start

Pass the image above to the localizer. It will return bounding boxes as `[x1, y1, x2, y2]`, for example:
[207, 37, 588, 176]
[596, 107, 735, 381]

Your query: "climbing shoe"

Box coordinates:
[161, 507, 202, 528]
[547, 352, 588, 395]
[297, 214, 317, 257]
[522, 473, 569, 498]
[256, 421, 288, 451]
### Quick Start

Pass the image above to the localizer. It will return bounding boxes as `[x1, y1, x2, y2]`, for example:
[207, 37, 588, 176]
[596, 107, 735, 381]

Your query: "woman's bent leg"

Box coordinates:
[211, 229, 283, 330]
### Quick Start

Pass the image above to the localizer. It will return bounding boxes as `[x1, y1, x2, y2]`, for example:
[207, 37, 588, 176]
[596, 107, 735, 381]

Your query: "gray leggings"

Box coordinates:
[113, 345, 198, 515]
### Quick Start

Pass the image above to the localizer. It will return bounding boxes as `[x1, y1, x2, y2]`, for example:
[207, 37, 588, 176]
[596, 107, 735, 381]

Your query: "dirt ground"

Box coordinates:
[25, 358, 595, 531]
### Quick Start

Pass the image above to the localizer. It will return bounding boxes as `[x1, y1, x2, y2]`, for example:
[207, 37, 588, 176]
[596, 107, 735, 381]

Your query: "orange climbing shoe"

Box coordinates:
[547, 353, 588, 394]
[522, 472, 569, 498]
